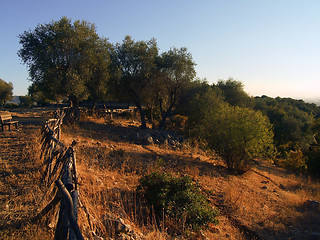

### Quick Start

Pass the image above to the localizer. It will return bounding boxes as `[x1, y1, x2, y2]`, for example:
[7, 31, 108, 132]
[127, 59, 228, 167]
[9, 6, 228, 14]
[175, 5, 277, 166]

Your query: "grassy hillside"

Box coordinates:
[0, 109, 319, 239]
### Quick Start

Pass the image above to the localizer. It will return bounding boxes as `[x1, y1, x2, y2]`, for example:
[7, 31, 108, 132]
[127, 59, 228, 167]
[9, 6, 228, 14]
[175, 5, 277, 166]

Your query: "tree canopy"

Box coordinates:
[18, 17, 111, 120]
[216, 78, 253, 108]
[0, 78, 13, 106]
[202, 106, 276, 173]
[111, 36, 159, 128]
[152, 47, 196, 128]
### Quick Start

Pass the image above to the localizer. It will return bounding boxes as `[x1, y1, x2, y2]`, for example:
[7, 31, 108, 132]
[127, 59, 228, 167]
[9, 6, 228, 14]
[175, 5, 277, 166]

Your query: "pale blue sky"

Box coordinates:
[0, 0, 319, 99]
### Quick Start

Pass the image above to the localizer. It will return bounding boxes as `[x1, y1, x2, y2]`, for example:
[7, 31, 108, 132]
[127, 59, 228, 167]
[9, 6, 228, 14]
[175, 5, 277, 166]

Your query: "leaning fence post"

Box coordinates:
[55, 180, 84, 240]
[69, 190, 79, 240]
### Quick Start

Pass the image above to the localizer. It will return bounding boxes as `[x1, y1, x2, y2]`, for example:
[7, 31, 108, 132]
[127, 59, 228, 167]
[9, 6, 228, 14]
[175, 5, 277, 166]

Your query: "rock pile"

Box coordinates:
[132, 130, 184, 149]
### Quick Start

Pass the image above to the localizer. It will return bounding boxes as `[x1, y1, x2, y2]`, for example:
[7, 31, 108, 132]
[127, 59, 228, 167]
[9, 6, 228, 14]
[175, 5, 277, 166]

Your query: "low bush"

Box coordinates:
[166, 114, 188, 133]
[137, 172, 219, 231]
[274, 149, 307, 173]
[305, 146, 320, 177]
[203, 106, 276, 173]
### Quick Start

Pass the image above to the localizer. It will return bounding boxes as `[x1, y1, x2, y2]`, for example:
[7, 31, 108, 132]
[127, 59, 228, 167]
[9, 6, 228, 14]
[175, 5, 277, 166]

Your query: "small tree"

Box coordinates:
[204, 106, 276, 173]
[0, 78, 13, 106]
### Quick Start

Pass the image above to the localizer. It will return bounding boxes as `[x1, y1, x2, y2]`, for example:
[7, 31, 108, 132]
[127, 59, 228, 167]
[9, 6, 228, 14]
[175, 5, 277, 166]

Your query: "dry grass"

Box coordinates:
[1, 109, 320, 239]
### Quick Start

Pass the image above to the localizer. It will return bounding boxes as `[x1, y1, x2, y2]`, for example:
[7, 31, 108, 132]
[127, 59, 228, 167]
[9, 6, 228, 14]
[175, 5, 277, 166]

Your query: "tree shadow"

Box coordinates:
[251, 205, 320, 240]
[77, 120, 139, 143]
[14, 115, 46, 126]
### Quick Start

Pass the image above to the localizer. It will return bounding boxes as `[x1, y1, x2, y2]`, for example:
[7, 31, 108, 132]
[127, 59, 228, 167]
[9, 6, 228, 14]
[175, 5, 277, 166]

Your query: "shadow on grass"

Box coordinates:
[77, 120, 139, 143]
[251, 206, 320, 240]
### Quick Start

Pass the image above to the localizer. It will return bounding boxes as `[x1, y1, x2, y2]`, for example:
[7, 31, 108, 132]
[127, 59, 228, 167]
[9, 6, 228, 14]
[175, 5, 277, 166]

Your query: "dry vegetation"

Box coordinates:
[0, 108, 320, 240]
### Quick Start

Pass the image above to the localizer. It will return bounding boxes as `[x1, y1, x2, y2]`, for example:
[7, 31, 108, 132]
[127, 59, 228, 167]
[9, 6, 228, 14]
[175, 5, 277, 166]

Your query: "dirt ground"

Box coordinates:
[0, 109, 320, 240]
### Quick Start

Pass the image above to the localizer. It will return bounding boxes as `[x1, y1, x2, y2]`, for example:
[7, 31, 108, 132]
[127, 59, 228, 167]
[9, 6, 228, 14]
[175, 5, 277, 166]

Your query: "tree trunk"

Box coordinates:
[158, 112, 168, 129]
[66, 96, 80, 123]
[136, 102, 147, 129]
[158, 104, 174, 130]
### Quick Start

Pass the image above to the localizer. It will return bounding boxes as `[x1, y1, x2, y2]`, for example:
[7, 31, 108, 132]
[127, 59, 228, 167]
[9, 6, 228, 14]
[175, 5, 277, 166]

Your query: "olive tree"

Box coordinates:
[111, 36, 158, 129]
[152, 47, 196, 129]
[18, 17, 111, 121]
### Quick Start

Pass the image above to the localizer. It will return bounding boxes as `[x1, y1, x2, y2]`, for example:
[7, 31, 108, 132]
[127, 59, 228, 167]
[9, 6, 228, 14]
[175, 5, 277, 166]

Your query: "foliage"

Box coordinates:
[111, 36, 158, 129]
[203, 106, 276, 173]
[274, 147, 307, 173]
[166, 114, 188, 133]
[305, 146, 320, 177]
[150, 47, 196, 129]
[312, 118, 320, 144]
[138, 172, 219, 230]
[18, 17, 111, 121]
[180, 82, 226, 137]
[254, 95, 317, 150]
[0, 78, 13, 106]
[305, 119, 320, 177]
[28, 83, 51, 106]
[216, 78, 253, 108]
[19, 95, 34, 107]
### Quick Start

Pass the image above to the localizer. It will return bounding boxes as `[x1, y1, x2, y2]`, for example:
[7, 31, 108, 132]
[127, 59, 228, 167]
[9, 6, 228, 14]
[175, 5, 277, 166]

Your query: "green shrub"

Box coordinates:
[305, 146, 320, 177]
[137, 172, 219, 230]
[274, 149, 307, 173]
[275, 144, 307, 173]
[167, 114, 188, 133]
[203, 106, 276, 173]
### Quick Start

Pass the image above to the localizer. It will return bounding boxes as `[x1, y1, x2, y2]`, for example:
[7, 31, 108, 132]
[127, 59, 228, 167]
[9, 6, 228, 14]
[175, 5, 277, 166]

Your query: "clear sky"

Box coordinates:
[0, 0, 319, 99]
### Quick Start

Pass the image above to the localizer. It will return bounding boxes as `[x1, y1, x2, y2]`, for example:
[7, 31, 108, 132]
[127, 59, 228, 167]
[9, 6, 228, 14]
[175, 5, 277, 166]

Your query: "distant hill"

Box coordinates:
[304, 98, 320, 106]
[6, 96, 20, 105]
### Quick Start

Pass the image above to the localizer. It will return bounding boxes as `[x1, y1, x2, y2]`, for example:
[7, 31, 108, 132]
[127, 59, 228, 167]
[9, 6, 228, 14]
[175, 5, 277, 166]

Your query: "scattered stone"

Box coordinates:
[103, 215, 130, 233]
[103, 214, 142, 240]
[91, 231, 105, 240]
[261, 186, 268, 189]
[261, 180, 269, 184]
[132, 129, 184, 147]
[145, 134, 153, 145]
[199, 230, 210, 240]
[211, 227, 220, 233]
[279, 184, 286, 190]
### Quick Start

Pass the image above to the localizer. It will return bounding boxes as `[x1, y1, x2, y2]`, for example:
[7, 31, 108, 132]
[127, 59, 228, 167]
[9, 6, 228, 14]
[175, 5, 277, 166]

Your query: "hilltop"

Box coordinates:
[0, 108, 320, 240]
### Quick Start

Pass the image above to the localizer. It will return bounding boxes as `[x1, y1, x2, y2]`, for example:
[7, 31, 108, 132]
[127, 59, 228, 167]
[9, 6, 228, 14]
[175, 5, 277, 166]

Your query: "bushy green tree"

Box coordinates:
[111, 36, 158, 129]
[254, 96, 315, 150]
[184, 84, 226, 137]
[203, 106, 276, 173]
[151, 47, 196, 129]
[216, 78, 253, 108]
[0, 78, 13, 106]
[18, 17, 111, 121]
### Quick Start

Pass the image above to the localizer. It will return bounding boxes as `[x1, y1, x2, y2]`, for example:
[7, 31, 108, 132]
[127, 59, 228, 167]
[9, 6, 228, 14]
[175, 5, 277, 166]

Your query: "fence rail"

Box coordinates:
[33, 110, 84, 240]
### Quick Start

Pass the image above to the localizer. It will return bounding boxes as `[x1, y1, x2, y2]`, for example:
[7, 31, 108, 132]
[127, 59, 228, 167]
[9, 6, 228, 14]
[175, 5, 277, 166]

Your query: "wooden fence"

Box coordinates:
[33, 110, 85, 240]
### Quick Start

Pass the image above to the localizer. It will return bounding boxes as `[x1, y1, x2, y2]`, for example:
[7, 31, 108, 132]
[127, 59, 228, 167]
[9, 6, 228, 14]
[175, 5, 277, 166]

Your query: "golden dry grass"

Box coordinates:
[0, 109, 319, 239]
